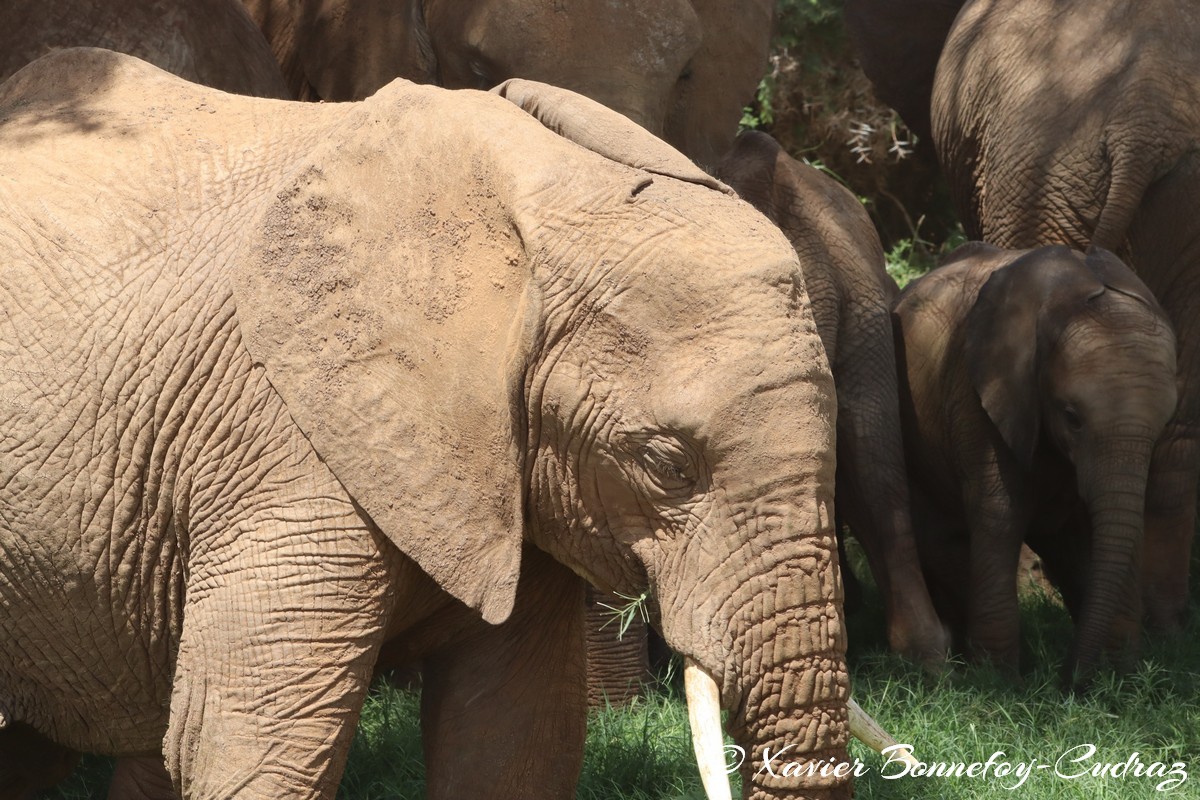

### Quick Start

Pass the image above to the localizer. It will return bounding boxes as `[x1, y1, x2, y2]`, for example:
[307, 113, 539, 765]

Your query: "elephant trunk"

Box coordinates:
[660, 507, 855, 800]
[685, 661, 913, 800]
[727, 640, 853, 800]
[1068, 432, 1157, 690]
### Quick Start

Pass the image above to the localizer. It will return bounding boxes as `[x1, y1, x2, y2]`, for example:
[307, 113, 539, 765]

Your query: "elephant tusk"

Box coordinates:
[848, 696, 919, 768]
[684, 658, 733, 800]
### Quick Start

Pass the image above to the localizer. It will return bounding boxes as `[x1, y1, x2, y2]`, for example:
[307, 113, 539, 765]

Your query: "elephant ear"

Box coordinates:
[231, 97, 535, 624]
[299, 0, 436, 100]
[1083, 247, 1168, 315]
[491, 79, 732, 195]
[963, 247, 1075, 466]
[965, 246, 1116, 465]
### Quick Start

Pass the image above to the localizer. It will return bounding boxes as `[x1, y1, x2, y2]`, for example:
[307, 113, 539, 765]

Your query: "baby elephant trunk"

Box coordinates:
[1067, 432, 1158, 691]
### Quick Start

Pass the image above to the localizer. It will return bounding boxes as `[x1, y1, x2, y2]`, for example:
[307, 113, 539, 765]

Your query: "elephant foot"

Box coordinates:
[899, 630, 952, 675]
[884, 606, 951, 671]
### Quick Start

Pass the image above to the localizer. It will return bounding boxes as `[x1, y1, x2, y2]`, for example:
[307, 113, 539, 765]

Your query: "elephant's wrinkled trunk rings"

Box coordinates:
[683, 659, 916, 799]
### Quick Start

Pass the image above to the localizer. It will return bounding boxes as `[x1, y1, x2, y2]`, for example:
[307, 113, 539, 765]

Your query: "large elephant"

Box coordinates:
[893, 243, 1178, 688]
[240, 0, 773, 167]
[6, 0, 289, 96]
[847, 0, 1200, 634]
[715, 131, 948, 668]
[0, 48, 891, 800]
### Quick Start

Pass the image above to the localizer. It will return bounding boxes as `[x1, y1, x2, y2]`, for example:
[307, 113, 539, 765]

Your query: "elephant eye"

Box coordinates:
[1063, 406, 1084, 431]
[467, 55, 497, 90]
[636, 437, 698, 494]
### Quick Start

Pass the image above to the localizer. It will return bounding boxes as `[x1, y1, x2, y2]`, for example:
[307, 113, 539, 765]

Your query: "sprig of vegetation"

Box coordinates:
[597, 588, 652, 640]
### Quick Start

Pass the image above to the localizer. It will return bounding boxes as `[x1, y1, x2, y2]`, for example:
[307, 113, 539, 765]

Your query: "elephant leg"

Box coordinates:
[833, 350, 947, 666]
[967, 534, 1024, 670]
[422, 544, 587, 800]
[963, 469, 1030, 670]
[0, 722, 79, 800]
[1142, 416, 1198, 632]
[163, 475, 395, 799]
[1127, 153, 1200, 632]
[908, 489, 962, 651]
[109, 756, 176, 800]
[920, 541, 970, 654]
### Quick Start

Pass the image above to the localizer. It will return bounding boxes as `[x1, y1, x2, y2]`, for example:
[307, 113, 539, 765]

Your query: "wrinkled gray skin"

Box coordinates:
[0, 50, 850, 800]
[242, 0, 773, 168]
[716, 131, 948, 668]
[893, 244, 1178, 689]
[5, 0, 288, 96]
[849, 0, 1200, 635]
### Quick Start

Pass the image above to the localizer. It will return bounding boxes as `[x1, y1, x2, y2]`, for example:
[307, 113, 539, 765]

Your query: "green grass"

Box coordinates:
[885, 227, 969, 289]
[845, 597, 1200, 799]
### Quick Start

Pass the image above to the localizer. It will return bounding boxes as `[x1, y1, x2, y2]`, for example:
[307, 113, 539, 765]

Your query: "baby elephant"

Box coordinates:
[893, 243, 1178, 690]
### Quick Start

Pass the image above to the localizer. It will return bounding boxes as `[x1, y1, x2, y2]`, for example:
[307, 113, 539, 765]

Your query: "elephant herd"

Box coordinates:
[0, 1, 1194, 799]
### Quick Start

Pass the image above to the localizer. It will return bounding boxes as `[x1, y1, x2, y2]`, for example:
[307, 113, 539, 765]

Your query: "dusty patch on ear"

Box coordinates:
[491, 78, 732, 195]
[232, 114, 534, 624]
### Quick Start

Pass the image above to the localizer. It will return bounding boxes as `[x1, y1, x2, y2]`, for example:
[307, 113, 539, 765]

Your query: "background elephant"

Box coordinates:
[715, 130, 948, 668]
[5, 0, 289, 96]
[842, 0, 963, 155]
[240, 0, 773, 167]
[893, 243, 1178, 688]
[0, 49, 862, 799]
[847, 0, 1199, 634]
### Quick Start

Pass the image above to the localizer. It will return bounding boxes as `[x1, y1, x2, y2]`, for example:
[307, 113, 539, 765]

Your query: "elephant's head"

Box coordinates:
[963, 245, 1178, 686]
[231, 79, 872, 798]
[251, 0, 773, 166]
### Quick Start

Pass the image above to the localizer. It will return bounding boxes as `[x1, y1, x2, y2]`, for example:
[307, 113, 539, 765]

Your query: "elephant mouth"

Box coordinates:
[683, 658, 918, 799]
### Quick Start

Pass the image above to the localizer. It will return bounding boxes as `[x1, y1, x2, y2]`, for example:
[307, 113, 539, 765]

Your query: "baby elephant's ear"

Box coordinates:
[491, 78, 732, 194]
[231, 106, 533, 625]
[1084, 247, 1167, 313]
[964, 251, 1049, 467]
